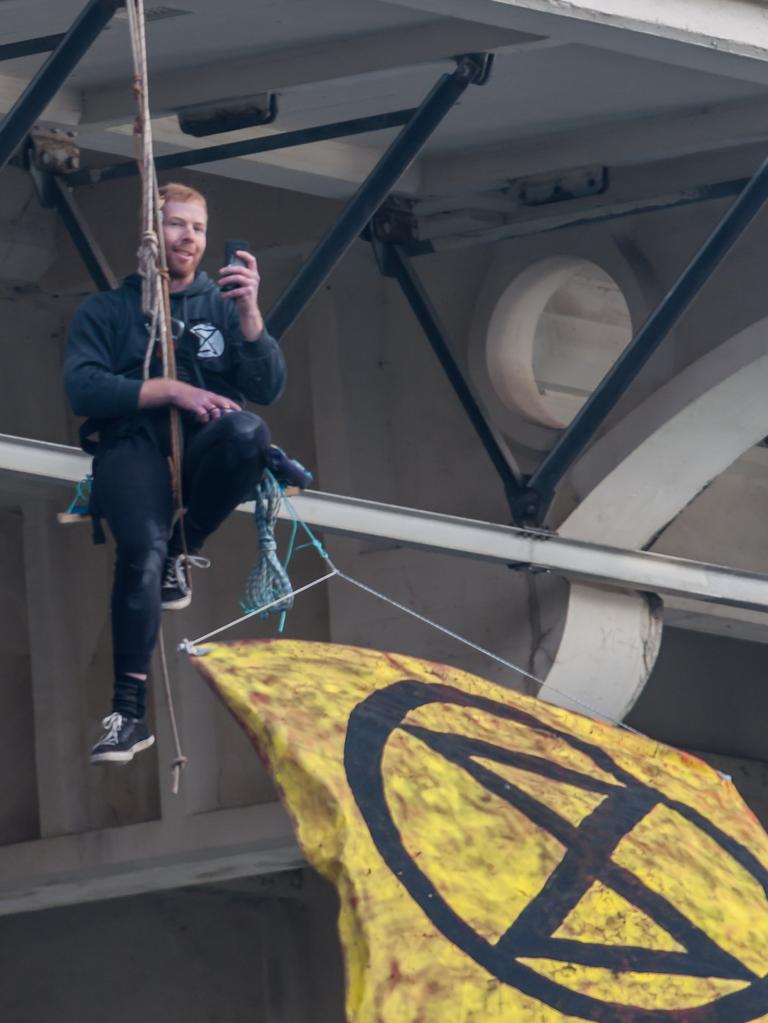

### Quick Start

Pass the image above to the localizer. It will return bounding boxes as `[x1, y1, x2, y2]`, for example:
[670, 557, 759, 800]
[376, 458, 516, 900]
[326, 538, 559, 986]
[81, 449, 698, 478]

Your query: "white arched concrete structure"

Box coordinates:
[468, 234, 660, 453]
[539, 314, 768, 720]
[486, 256, 589, 429]
[486, 256, 632, 430]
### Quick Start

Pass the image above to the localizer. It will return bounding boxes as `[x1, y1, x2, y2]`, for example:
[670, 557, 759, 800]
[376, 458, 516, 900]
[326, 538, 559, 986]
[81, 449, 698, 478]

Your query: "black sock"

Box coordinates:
[113, 674, 146, 719]
[169, 517, 204, 557]
[168, 521, 183, 558]
[181, 516, 206, 556]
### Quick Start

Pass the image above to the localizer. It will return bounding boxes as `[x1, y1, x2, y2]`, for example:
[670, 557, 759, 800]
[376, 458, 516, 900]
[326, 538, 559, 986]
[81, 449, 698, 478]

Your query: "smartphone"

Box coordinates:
[221, 239, 251, 292]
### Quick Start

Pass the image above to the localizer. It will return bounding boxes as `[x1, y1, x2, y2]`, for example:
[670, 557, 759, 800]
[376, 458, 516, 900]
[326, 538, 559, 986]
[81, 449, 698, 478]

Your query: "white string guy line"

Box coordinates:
[181, 570, 339, 650]
[331, 569, 647, 739]
[181, 536, 645, 737]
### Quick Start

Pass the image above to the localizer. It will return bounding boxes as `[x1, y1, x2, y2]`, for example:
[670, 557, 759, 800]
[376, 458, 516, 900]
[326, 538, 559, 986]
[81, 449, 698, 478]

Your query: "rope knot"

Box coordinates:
[171, 755, 188, 796]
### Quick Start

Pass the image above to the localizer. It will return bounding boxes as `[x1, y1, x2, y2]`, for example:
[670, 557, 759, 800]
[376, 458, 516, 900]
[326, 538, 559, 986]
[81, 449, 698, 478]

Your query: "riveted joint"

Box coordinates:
[453, 53, 494, 86]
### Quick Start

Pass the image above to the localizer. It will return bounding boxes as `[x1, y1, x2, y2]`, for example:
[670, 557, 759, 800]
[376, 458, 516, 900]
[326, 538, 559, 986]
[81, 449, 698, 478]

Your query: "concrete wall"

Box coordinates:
[0, 871, 346, 1023]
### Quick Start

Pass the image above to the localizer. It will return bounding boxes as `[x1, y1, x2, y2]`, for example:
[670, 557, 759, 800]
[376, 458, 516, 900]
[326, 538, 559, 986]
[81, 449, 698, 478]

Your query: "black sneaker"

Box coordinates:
[90, 713, 155, 765]
[161, 553, 210, 610]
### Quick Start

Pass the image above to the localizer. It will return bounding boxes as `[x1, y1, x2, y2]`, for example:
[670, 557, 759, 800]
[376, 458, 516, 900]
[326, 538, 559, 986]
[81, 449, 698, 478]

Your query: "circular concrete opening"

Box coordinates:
[486, 257, 632, 429]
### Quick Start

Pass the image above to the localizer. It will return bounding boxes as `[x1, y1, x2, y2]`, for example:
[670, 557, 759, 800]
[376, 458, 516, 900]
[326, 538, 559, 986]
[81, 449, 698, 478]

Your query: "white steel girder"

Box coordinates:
[3, 432, 768, 614]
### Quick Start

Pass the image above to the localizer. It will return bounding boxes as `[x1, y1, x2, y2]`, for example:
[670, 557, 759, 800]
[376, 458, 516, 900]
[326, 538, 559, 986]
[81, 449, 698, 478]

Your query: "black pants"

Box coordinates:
[94, 411, 270, 682]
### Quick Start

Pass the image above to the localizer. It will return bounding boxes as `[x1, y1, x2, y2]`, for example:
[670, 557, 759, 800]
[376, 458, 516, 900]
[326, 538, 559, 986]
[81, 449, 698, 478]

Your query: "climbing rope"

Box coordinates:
[158, 626, 187, 795]
[65, 473, 92, 516]
[126, 1, 165, 369]
[241, 471, 295, 620]
[125, 0, 183, 506]
[125, 0, 188, 790]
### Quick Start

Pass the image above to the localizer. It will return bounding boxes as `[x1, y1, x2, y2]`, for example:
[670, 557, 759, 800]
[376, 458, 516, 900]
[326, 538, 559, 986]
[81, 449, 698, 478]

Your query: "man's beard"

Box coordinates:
[168, 255, 201, 279]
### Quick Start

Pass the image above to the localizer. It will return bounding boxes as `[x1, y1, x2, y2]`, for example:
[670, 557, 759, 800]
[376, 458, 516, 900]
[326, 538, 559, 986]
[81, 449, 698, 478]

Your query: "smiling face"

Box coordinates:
[162, 198, 208, 290]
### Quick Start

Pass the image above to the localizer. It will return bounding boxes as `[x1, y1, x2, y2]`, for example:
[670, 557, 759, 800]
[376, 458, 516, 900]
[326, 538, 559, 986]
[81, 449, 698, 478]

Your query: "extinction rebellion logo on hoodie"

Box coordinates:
[190, 322, 225, 360]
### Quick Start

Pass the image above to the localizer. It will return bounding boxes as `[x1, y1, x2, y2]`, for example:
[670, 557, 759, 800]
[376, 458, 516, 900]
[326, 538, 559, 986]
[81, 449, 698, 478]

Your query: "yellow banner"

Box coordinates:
[194, 638, 768, 1023]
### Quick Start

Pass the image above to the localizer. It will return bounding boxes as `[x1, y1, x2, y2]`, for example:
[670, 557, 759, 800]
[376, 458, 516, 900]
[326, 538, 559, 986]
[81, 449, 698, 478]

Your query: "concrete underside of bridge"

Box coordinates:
[2, 1, 768, 1020]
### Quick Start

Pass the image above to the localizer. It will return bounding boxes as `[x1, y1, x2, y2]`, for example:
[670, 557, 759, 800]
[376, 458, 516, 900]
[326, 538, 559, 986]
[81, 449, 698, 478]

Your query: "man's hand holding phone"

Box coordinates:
[218, 240, 264, 340]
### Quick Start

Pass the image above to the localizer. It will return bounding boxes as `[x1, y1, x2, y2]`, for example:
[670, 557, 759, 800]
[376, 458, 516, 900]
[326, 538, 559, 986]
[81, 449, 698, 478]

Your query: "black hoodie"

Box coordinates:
[64, 272, 286, 427]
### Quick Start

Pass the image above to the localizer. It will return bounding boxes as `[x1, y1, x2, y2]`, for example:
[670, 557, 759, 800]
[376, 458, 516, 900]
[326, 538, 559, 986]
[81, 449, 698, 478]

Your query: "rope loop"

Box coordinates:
[242, 471, 294, 618]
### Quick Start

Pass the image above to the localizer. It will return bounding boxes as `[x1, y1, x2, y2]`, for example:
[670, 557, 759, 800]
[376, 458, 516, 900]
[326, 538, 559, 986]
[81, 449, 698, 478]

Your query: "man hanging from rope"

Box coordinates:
[64, 181, 286, 765]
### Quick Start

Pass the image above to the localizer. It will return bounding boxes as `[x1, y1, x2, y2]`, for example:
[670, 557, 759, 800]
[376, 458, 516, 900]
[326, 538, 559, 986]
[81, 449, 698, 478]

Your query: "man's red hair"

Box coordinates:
[159, 181, 207, 213]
